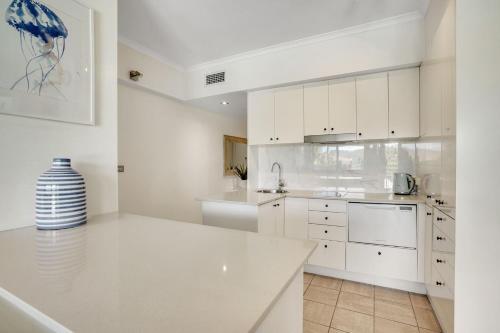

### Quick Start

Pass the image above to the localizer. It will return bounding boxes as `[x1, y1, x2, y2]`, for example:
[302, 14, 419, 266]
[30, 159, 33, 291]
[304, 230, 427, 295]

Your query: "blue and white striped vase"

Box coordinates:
[36, 158, 87, 230]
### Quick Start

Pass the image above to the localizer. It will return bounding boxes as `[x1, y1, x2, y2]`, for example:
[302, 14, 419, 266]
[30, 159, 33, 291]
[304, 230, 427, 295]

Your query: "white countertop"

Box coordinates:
[0, 213, 316, 333]
[199, 190, 428, 206]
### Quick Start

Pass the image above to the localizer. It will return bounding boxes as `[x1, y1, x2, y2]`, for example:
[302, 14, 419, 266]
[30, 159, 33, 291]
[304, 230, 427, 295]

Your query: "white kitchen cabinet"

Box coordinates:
[258, 199, 285, 236]
[388, 68, 420, 138]
[284, 198, 308, 240]
[308, 240, 346, 270]
[274, 86, 304, 144]
[346, 242, 417, 281]
[356, 72, 389, 140]
[248, 90, 275, 145]
[248, 87, 304, 145]
[329, 78, 357, 134]
[304, 82, 329, 136]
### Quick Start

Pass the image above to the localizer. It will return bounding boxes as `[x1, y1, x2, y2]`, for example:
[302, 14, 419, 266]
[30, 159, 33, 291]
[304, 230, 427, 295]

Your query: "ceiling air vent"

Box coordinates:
[205, 71, 225, 86]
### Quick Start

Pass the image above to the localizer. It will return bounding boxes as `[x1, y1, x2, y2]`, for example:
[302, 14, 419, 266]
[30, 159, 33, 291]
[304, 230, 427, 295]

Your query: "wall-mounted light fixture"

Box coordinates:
[129, 70, 143, 82]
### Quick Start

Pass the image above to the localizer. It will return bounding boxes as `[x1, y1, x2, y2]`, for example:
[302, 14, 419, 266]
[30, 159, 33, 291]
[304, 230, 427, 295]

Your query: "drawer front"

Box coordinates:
[432, 252, 455, 290]
[308, 224, 346, 242]
[346, 242, 417, 281]
[433, 225, 455, 253]
[431, 264, 454, 299]
[433, 209, 455, 241]
[308, 240, 346, 270]
[309, 211, 347, 226]
[309, 199, 347, 212]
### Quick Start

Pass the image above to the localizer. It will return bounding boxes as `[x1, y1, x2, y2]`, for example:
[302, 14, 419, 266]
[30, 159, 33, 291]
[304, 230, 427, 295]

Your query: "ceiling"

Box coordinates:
[118, 0, 429, 68]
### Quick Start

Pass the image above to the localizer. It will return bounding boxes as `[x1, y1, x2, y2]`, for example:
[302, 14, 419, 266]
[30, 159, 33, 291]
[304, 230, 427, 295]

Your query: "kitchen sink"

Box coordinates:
[256, 189, 288, 194]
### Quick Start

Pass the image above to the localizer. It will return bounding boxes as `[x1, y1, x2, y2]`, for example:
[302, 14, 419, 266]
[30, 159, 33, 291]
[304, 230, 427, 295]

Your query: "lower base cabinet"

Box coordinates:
[346, 242, 417, 281]
[308, 240, 345, 270]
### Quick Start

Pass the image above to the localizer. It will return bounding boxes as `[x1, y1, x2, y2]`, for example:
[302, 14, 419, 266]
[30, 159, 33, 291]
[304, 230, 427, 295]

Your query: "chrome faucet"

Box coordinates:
[271, 162, 284, 190]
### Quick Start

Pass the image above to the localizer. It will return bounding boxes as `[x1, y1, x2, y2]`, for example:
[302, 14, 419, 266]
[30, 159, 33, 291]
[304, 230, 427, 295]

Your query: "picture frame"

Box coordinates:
[0, 0, 95, 125]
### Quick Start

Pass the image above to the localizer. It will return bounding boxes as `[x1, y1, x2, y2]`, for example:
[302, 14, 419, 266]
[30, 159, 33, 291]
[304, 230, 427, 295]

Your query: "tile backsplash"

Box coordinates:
[249, 141, 418, 193]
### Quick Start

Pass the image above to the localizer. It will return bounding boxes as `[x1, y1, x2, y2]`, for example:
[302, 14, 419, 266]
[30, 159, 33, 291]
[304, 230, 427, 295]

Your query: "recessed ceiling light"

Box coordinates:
[221, 101, 230, 105]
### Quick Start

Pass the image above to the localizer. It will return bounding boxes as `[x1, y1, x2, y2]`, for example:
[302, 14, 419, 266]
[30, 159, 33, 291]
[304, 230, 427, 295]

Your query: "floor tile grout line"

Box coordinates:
[329, 279, 343, 328]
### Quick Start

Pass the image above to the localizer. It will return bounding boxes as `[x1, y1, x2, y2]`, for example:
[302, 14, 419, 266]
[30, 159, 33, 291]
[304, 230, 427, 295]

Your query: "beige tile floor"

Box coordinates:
[303, 273, 441, 333]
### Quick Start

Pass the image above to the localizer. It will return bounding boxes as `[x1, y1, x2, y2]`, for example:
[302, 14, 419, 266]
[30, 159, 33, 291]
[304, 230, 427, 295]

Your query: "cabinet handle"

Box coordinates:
[436, 281, 444, 286]
[270, 138, 273, 141]
[324, 216, 328, 220]
[276, 137, 279, 141]
[358, 133, 362, 136]
[324, 245, 328, 248]
[437, 217, 445, 221]
[324, 230, 328, 234]
[378, 251, 382, 256]
[427, 195, 432, 199]
[276, 203, 280, 207]
[323, 128, 327, 131]
[427, 212, 432, 216]
[391, 130, 395, 134]
[325, 204, 329, 208]
[436, 259, 446, 264]
[331, 127, 334, 131]
[436, 236, 445, 241]
[273, 204, 276, 207]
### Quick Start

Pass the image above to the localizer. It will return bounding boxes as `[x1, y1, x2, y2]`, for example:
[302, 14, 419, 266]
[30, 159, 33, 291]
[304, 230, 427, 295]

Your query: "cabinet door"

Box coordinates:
[308, 240, 346, 270]
[284, 198, 308, 240]
[442, 60, 456, 136]
[356, 72, 389, 140]
[248, 90, 275, 145]
[329, 78, 357, 134]
[388, 68, 420, 138]
[258, 201, 277, 236]
[420, 63, 443, 137]
[274, 86, 304, 144]
[275, 199, 285, 236]
[304, 82, 329, 136]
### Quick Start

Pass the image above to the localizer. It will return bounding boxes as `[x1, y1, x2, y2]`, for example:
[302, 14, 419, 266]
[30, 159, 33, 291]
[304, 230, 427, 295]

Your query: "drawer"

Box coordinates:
[432, 252, 455, 290]
[431, 264, 454, 299]
[433, 225, 455, 253]
[433, 209, 455, 241]
[346, 242, 417, 281]
[309, 211, 346, 227]
[308, 239, 345, 270]
[308, 224, 346, 242]
[309, 199, 347, 213]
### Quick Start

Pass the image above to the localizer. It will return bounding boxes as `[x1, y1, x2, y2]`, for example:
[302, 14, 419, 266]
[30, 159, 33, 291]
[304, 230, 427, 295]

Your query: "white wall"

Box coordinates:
[118, 83, 246, 223]
[455, 1, 500, 332]
[0, 0, 118, 231]
[118, 42, 186, 100]
[186, 14, 424, 99]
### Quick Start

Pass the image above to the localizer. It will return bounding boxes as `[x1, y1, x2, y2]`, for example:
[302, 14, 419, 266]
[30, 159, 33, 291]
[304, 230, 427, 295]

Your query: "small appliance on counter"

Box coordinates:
[393, 173, 416, 195]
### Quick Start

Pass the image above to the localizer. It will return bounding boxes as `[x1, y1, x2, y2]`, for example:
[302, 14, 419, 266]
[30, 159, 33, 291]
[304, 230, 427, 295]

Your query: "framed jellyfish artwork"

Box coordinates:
[0, 0, 94, 124]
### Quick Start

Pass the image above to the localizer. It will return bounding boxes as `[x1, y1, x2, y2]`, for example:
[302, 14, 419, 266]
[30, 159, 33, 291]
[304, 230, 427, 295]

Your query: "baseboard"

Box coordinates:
[305, 264, 427, 294]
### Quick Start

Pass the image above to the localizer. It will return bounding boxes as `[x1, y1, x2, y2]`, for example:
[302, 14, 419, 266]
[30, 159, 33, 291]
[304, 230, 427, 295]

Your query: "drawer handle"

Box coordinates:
[325, 204, 329, 208]
[273, 204, 276, 207]
[436, 236, 446, 241]
[378, 251, 382, 256]
[436, 281, 444, 286]
[427, 212, 432, 216]
[437, 217, 445, 221]
[324, 216, 328, 220]
[436, 259, 446, 264]
[324, 245, 328, 248]
[276, 203, 280, 207]
[324, 230, 328, 234]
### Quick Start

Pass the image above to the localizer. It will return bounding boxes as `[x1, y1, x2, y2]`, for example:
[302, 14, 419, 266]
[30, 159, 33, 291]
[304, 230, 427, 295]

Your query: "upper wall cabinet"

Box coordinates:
[356, 72, 389, 140]
[274, 86, 305, 144]
[388, 68, 420, 138]
[330, 78, 357, 134]
[248, 89, 275, 145]
[304, 82, 329, 136]
[303, 78, 357, 136]
[421, 61, 455, 138]
[248, 86, 304, 145]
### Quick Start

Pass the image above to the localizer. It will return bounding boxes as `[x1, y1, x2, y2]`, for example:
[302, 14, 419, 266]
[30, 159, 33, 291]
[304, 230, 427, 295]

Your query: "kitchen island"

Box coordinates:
[0, 213, 316, 333]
